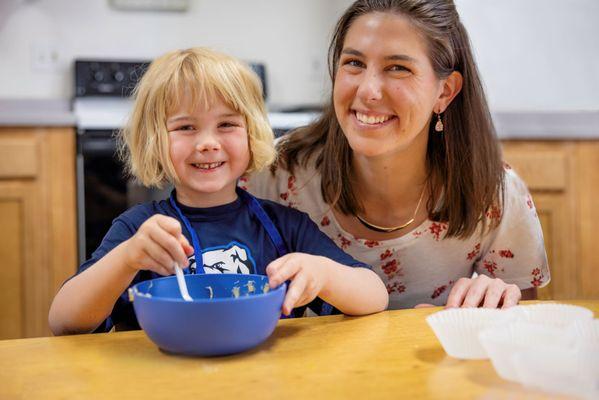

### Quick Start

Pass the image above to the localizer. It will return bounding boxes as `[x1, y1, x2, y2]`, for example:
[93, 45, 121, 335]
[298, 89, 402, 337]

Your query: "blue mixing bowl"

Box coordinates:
[131, 274, 285, 356]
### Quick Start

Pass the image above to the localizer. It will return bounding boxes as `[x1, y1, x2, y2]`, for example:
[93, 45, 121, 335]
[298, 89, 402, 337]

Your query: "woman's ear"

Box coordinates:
[435, 71, 463, 113]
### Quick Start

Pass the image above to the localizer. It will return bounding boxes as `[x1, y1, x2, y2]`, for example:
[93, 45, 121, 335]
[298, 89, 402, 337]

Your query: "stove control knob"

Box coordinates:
[113, 71, 125, 82]
[94, 70, 105, 82]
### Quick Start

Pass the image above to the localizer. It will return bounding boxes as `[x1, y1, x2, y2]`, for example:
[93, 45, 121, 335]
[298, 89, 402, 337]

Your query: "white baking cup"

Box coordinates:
[512, 339, 599, 399]
[426, 308, 506, 359]
[503, 303, 594, 327]
[566, 318, 599, 343]
[478, 321, 571, 382]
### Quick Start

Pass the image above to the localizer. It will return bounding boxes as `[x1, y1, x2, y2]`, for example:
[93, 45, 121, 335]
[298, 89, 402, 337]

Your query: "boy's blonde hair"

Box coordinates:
[119, 47, 276, 188]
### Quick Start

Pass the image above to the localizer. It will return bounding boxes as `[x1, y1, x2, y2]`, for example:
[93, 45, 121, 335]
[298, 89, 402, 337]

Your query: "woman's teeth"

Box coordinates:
[192, 162, 224, 170]
[355, 112, 393, 125]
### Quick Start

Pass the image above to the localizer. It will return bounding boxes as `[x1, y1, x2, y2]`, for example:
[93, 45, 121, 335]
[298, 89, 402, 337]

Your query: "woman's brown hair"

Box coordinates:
[276, 0, 504, 239]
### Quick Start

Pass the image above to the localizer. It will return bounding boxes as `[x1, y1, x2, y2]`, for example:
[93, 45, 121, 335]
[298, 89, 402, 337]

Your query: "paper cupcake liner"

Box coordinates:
[566, 318, 599, 344]
[504, 303, 594, 328]
[426, 308, 506, 359]
[478, 321, 570, 382]
[513, 343, 599, 399]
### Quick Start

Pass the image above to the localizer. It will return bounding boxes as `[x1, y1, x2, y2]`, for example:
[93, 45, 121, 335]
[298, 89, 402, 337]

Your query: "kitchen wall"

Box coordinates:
[1, 0, 598, 111]
[0, 0, 342, 108]
[331, 0, 599, 112]
[456, 0, 599, 112]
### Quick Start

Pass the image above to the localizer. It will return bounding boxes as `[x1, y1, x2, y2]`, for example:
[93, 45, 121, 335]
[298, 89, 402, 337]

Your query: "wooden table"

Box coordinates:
[1, 300, 596, 399]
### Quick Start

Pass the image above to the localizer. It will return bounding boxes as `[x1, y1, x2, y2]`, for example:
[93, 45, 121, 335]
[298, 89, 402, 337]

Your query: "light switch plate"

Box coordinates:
[109, 0, 189, 12]
[30, 41, 60, 72]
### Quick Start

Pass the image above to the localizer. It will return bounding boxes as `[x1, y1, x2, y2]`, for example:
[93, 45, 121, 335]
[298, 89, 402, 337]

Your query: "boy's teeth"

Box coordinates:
[356, 112, 392, 125]
[193, 162, 223, 169]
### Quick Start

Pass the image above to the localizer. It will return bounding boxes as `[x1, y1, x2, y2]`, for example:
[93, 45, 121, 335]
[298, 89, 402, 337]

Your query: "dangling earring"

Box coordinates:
[435, 112, 444, 133]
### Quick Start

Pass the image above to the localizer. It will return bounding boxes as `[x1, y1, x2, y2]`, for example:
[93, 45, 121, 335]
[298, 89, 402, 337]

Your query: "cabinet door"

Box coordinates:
[502, 142, 578, 300]
[0, 128, 76, 339]
[528, 193, 577, 300]
[576, 142, 599, 299]
[0, 182, 44, 339]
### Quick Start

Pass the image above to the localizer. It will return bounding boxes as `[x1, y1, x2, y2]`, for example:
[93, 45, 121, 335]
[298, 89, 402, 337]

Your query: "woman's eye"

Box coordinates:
[342, 59, 365, 69]
[388, 64, 411, 73]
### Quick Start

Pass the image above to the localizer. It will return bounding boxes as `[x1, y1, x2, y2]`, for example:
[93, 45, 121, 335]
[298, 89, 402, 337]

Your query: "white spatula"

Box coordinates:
[174, 263, 193, 302]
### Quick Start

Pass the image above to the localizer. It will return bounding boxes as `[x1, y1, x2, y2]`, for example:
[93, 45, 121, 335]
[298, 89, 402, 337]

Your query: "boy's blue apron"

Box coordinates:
[168, 187, 332, 317]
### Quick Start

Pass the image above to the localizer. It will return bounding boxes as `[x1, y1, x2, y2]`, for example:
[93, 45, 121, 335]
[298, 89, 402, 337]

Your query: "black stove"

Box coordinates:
[74, 59, 156, 264]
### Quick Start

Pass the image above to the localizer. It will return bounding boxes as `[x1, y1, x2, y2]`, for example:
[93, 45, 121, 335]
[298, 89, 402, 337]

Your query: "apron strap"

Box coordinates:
[169, 195, 204, 274]
[237, 189, 294, 319]
[237, 188, 288, 258]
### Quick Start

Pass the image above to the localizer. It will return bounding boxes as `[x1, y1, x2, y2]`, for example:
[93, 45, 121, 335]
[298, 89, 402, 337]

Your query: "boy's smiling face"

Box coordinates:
[166, 92, 250, 208]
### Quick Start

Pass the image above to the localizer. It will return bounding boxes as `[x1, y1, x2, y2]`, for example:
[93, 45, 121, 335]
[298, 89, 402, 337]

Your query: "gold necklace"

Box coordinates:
[356, 185, 426, 233]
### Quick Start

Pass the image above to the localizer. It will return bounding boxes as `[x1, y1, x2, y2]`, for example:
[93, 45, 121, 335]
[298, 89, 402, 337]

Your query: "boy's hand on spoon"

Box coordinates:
[123, 215, 193, 276]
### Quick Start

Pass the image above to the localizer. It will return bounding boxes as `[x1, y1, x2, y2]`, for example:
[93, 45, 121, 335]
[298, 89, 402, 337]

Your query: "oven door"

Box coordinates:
[76, 129, 170, 264]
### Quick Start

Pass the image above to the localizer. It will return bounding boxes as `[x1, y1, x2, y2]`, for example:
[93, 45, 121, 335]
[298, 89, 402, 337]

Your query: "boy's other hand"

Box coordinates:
[266, 253, 330, 316]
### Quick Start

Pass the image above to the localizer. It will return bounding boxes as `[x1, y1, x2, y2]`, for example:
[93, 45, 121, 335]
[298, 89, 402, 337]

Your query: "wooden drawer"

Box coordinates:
[503, 147, 567, 191]
[0, 136, 38, 179]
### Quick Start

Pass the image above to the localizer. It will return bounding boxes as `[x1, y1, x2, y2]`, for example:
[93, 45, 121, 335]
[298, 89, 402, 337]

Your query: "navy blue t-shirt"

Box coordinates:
[77, 191, 370, 332]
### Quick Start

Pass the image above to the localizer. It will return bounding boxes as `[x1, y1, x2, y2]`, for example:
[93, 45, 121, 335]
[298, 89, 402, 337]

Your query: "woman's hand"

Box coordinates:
[123, 215, 193, 276]
[266, 253, 329, 316]
[416, 275, 522, 309]
[446, 275, 521, 308]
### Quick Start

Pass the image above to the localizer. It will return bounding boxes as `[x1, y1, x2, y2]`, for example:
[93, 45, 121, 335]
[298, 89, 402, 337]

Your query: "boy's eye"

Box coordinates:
[168, 126, 193, 133]
[167, 124, 195, 132]
[219, 121, 241, 129]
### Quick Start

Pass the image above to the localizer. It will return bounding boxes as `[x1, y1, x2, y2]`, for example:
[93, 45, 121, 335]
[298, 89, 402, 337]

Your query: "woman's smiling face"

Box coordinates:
[333, 11, 445, 159]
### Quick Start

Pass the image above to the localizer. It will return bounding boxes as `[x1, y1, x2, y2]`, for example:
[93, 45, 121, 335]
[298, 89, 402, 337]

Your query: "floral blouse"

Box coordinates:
[242, 163, 550, 309]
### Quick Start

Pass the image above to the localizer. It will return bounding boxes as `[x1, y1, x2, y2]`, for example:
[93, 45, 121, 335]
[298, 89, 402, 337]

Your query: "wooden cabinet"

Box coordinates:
[0, 127, 77, 339]
[502, 141, 599, 300]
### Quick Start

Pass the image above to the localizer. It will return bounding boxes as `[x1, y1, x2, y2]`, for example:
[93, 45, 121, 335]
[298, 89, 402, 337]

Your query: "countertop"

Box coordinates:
[1, 98, 599, 139]
[0, 99, 75, 127]
[1, 300, 596, 399]
[493, 110, 599, 140]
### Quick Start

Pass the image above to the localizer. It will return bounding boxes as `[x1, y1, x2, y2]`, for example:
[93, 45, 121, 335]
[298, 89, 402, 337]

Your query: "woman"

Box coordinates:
[245, 0, 549, 309]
